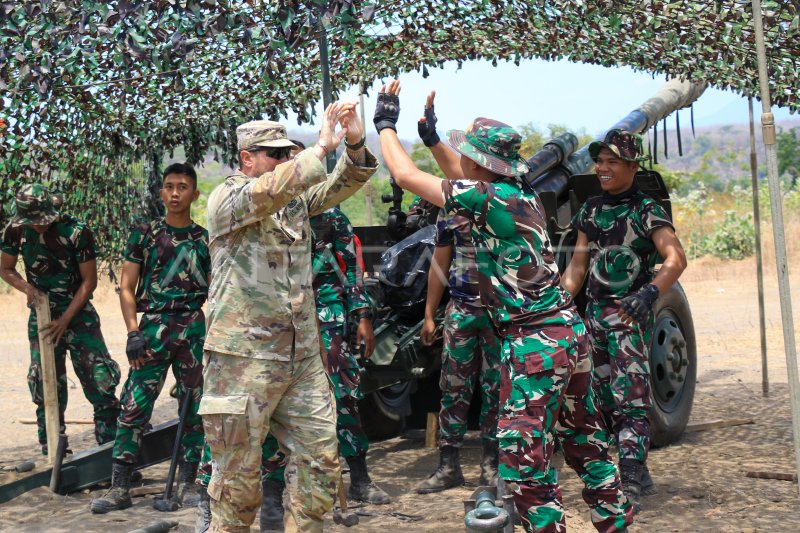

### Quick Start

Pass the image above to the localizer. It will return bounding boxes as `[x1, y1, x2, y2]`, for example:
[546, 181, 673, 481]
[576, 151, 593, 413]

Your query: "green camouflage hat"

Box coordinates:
[447, 118, 529, 177]
[11, 184, 60, 226]
[589, 129, 647, 162]
[236, 120, 297, 151]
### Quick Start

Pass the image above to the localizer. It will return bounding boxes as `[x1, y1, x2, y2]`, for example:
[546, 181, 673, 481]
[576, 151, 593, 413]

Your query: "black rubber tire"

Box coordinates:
[359, 382, 410, 441]
[649, 282, 697, 448]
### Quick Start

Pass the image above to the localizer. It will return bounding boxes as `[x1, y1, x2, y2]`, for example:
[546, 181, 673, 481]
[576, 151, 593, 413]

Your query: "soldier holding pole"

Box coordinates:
[0, 184, 121, 456]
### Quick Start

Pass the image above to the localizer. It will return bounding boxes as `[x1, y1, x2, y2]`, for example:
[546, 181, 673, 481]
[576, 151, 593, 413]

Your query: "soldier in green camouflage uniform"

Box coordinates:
[256, 206, 388, 529]
[563, 130, 687, 511]
[197, 107, 377, 533]
[374, 80, 633, 533]
[91, 163, 210, 514]
[0, 184, 121, 454]
[416, 93, 501, 493]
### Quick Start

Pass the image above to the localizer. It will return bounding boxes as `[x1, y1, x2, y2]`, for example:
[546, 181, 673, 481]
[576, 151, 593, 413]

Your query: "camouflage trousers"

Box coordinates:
[438, 299, 501, 447]
[27, 306, 121, 447]
[199, 351, 338, 533]
[586, 301, 653, 462]
[498, 315, 633, 533]
[112, 310, 205, 464]
[198, 303, 368, 486]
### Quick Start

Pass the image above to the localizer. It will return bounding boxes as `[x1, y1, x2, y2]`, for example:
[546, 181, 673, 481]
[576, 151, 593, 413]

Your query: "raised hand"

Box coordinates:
[374, 80, 401, 133]
[337, 101, 364, 146]
[417, 90, 440, 147]
[317, 102, 348, 157]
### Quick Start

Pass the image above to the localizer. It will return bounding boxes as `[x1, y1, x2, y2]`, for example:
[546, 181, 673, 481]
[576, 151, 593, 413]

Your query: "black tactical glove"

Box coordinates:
[373, 91, 400, 133]
[126, 330, 147, 363]
[619, 284, 660, 325]
[417, 102, 440, 147]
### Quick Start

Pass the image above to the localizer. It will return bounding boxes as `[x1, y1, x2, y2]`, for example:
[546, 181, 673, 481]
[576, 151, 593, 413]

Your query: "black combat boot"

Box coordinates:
[195, 486, 211, 533]
[416, 446, 465, 494]
[477, 440, 499, 487]
[346, 454, 391, 504]
[640, 462, 656, 495]
[618, 458, 644, 513]
[90, 461, 134, 513]
[260, 478, 285, 531]
[176, 460, 201, 506]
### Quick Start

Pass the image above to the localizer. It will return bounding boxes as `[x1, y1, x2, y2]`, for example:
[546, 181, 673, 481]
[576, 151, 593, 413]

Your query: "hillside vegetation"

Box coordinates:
[177, 120, 800, 264]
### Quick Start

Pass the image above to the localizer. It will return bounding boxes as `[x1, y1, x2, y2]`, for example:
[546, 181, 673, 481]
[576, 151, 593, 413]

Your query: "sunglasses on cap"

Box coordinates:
[247, 146, 293, 160]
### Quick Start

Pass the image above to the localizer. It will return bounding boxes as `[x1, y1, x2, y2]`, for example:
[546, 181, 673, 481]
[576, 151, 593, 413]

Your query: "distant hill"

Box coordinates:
[167, 117, 800, 193]
[646, 118, 800, 188]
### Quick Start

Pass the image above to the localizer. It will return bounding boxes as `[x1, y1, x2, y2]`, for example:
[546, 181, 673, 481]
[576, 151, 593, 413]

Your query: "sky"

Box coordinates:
[286, 57, 797, 138]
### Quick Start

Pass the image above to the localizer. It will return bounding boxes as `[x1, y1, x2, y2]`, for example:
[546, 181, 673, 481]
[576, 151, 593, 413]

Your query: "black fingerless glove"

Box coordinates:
[126, 331, 147, 362]
[373, 92, 400, 133]
[417, 103, 440, 147]
[620, 284, 660, 324]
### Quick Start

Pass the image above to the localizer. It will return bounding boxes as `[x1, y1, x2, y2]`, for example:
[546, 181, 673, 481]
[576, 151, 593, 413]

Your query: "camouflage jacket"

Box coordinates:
[310, 207, 369, 313]
[441, 179, 573, 332]
[434, 209, 480, 305]
[123, 218, 211, 313]
[205, 147, 378, 361]
[572, 188, 674, 303]
[1, 214, 98, 313]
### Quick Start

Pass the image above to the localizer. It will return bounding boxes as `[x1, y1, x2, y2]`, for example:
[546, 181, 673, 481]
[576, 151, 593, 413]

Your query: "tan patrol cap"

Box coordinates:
[236, 120, 297, 151]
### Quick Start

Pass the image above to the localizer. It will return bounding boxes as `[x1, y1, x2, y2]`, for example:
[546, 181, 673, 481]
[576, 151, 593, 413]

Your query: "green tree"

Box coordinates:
[777, 127, 800, 189]
[409, 142, 445, 178]
[654, 164, 688, 194]
[518, 122, 593, 159]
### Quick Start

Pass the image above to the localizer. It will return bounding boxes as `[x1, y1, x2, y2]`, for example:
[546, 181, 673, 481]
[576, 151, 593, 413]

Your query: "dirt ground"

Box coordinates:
[2, 254, 800, 532]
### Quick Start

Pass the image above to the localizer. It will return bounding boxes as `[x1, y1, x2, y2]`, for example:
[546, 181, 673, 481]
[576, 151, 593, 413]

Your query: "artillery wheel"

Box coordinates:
[360, 382, 410, 441]
[649, 282, 697, 448]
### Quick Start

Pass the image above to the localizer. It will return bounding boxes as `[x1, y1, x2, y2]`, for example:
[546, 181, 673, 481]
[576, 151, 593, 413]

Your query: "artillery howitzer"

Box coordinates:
[354, 79, 702, 447]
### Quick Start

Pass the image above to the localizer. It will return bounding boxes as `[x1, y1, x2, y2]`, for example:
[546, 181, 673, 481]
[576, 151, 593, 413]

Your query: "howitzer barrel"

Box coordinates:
[523, 132, 579, 183]
[531, 78, 707, 196]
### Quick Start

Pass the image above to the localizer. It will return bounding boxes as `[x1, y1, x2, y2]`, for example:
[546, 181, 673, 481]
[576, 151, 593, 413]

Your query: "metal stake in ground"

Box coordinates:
[49, 433, 68, 492]
[153, 388, 194, 512]
[751, 0, 800, 488]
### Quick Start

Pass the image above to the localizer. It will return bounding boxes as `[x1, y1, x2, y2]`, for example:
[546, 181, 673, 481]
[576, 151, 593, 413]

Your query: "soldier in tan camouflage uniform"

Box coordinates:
[198, 102, 378, 533]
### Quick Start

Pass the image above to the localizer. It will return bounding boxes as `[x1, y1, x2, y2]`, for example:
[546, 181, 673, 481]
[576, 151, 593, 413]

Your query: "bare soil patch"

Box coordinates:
[1, 254, 799, 532]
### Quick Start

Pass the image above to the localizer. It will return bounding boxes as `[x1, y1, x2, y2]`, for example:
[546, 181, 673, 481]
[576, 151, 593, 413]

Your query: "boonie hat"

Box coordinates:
[236, 120, 297, 151]
[447, 118, 529, 177]
[11, 184, 61, 226]
[589, 129, 647, 162]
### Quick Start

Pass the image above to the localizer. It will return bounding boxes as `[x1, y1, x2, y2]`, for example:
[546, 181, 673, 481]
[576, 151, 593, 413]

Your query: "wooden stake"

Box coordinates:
[745, 471, 798, 482]
[685, 418, 754, 432]
[34, 293, 60, 465]
[18, 418, 93, 425]
[425, 412, 438, 448]
[130, 485, 165, 498]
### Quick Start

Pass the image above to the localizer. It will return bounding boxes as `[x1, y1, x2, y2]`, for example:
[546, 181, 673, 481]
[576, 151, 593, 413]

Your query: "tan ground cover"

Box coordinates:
[1, 254, 799, 531]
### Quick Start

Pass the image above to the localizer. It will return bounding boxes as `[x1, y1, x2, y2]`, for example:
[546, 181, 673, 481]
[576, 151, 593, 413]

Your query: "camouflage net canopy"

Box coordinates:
[1, 0, 798, 261]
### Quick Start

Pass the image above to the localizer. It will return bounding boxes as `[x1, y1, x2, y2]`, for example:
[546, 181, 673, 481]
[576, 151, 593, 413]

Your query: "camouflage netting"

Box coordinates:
[1, 0, 798, 261]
